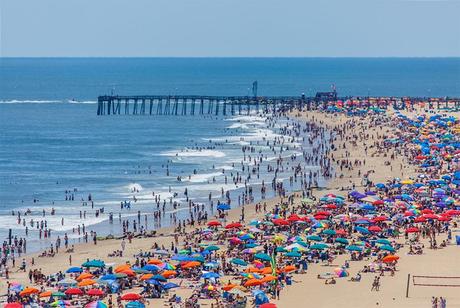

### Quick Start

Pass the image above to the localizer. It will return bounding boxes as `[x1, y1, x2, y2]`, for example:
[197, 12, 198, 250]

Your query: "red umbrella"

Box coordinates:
[315, 211, 331, 216]
[87, 289, 104, 296]
[406, 227, 420, 233]
[121, 293, 142, 301]
[335, 229, 348, 236]
[65, 288, 83, 295]
[368, 226, 382, 232]
[272, 218, 289, 226]
[438, 216, 451, 222]
[373, 216, 388, 222]
[207, 220, 221, 227]
[259, 303, 277, 308]
[324, 204, 337, 209]
[414, 217, 427, 223]
[225, 222, 242, 229]
[4, 303, 22, 308]
[421, 209, 434, 214]
[422, 214, 439, 220]
[373, 200, 384, 206]
[313, 215, 328, 220]
[287, 214, 301, 222]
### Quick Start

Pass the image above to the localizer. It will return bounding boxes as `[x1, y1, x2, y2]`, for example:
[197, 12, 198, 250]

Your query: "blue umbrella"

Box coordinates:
[254, 253, 271, 262]
[202, 272, 220, 279]
[355, 226, 370, 234]
[142, 265, 160, 272]
[162, 282, 179, 290]
[380, 245, 395, 252]
[146, 279, 162, 286]
[100, 274, 118, 280]
[152, 274, 167, 282]
[231, 258, 248, 266]
[125, 302, 145, 308]
[66, 267, 83, 273]
[217, 204, 231, 211]
[346, 245, 363, 252]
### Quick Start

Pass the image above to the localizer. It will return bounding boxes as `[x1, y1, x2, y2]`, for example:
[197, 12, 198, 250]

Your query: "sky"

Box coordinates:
[1, 0, 460, 57]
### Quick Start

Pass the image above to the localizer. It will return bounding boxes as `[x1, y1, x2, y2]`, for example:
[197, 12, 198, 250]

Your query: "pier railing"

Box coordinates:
[96, 94, 460, 116]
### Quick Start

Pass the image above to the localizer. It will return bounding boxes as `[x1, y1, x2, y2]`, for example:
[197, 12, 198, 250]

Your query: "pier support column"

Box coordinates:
[200, 99, 204, 115]
[125, 99, 129, 114]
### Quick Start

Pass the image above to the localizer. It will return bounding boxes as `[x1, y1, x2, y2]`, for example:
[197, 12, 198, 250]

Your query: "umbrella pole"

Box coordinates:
[406, 274, 410, 298]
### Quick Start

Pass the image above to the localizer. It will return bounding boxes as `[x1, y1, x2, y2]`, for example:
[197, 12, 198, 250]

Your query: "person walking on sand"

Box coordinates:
[121, 239, 126, 251]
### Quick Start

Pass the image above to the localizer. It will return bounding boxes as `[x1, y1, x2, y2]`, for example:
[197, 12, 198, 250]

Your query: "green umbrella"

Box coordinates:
[82, 259, 105, 268]
[322, 229, 337, 236]
[179, 249, 191, 255]
[254, 253, 271, 262]
[231, 258, 248, 266]
[51, 292, 66, 297]
[276, 247, 287, 253]
[335, 237, 349, 245]
[285, 251, 302, 258]
[306, 235, 323, 242]
[192, 256, 205, 263]
[205, 245, 220, 251]
[345, 245, 363, 252]
[376, 238, 391, 245]
[309, 243, 328, 250]
[380, 245, 395, 252]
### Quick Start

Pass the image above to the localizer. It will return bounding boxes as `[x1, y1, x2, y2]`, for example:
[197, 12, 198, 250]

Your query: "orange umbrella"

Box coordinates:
[148, 259, 162, 265]
[182, 261, 201, 269]
[382, 255, 399, 263]
[162, 270, 177, 278]
[19, 287, 39, 297]
[39, 291, 52, 298]
[121, 269, 136, 277]
[140, 274, 153, 281]
[115, 264, 131, 273]
[282, 265, 296, 273]
[222, 283, 237, 291]
[245, 267, 262, 273]
[76, 273, 94, 281]
[260, 267, 273, 275]
[78, 279, 96, 287]
[244, 279, 262, 287]
[261, 275, 277, 283]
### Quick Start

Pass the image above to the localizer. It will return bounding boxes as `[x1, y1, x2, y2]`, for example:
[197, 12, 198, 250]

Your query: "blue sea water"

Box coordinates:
[0, 58, 459, 252]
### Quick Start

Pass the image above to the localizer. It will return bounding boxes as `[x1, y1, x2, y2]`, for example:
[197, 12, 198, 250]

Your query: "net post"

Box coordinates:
[406, 273, 411, 298]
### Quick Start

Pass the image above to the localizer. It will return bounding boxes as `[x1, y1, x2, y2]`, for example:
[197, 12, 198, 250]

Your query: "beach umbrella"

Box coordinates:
[50, 300, 69, 307]
[335, 237, 349, 245]
[380, 245, 396, 252]
[205, 245, 220, 251]
[231, 258, 248, 266]
[322, 229, 336, 236]
[406, 227, 420, 233]
[145, 279, 162, 286]
[121, 293, 141, 301]
[151, 274, 167, 282]
[100, 274, 117, 281]
[355, 226, 370, 234]
[162, 270, 178, 278]
[254, 253, 271, 262]
[226, 222, 243, 229]
[259, 303, 277, 308]
[4, 303, 22, 308]
[8, 283, 23, 292]
[85, 301, 107, 308]
[306, 235, 323, 242]
[244, 279, 262, 287]
[368, 226, 382, 233]
[66, 267, 83, 273]
[207, 220, 221, 227]
[87, 289, 105, 296]
[162, 282, 179, 290]
[51, 292, 66, 297]
[139, 274, 153, 281]
[142, 264, 160, 272]
[376, 239, 391, 245]
[82, 260, 105, 268]
[383, 255, 400, 263]
[334, 268, 349, 278]
[282, 265, 296, 273]
[147, 259, 163, 265]
[261, 275, 277, 283]
[19, 287, 39, 297]
[125, 302, 145, 308]
[309, 243, 328, 250]
[76, 272, 94, 281]
[217, 204, 230, 211]
[159, 263, 176, 270]
[78, 279, 96, 287]
[285, 251, 302, 258]
[114, 264, 131, 273]
[345, 245, 363, 252]
[39, 291, 52, 298]
[202, 272, 220, 279]
[272, 218, 290, 226]
[182, 261, 201, 269]
[65, 288, 83, 296]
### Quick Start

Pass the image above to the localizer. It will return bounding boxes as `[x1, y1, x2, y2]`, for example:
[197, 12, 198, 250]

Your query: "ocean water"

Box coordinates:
[1, 58, 459, 252]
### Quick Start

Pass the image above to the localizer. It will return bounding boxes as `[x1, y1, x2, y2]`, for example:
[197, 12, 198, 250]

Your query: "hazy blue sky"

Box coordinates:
[1, 0, 459, 57]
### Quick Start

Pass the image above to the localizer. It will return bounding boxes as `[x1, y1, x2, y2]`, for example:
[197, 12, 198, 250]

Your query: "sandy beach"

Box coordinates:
[2, 105, 459, 308]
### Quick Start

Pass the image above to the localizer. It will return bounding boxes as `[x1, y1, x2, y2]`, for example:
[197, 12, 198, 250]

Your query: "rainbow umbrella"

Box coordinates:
[85, 301, 108, 308]
[334, 268, 349, 278]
